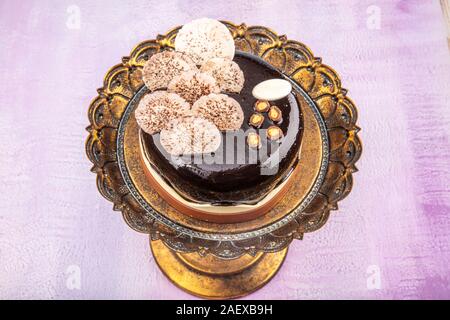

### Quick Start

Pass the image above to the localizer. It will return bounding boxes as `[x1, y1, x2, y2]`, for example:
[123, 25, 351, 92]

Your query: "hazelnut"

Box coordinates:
[268, 106, 282, 123]
[249, 113, 264, 128]
[247, 132, 261, 149]
[254, 100, 270, 113]
[267, 125, 283, 141]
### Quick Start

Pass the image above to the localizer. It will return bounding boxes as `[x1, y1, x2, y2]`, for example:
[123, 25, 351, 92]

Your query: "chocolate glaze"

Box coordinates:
[141, 52, 303, 205]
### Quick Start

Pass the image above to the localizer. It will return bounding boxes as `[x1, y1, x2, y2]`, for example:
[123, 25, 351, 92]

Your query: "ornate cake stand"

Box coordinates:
[86, 21, 362, 299]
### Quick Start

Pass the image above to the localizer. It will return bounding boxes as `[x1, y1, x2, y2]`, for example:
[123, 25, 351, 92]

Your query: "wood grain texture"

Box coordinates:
[0, 0, 449, 299]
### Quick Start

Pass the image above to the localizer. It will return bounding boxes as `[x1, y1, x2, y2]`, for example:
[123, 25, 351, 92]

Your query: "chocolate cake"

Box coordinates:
[135, 18, 303, 206]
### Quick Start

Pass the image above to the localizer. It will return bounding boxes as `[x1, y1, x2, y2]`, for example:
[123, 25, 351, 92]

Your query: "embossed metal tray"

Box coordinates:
[86, 21, 362, 298]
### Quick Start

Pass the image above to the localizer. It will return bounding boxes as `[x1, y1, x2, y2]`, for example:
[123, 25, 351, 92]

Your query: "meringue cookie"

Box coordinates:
[167, 71, 220, 104]
[142, 51, 198, 91]
[160, 115, 221, 155]
[200, 57, 244, 93]
[192, 93, 244, 131]
[175, 18, 235, 65]
[135, 91, 190, 134]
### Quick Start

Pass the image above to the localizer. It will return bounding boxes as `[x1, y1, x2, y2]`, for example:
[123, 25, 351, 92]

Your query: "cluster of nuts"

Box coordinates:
[247, 100, 284, 149]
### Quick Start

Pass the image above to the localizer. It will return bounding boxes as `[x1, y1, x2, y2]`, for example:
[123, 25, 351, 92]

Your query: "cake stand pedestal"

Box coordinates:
[151, 239, 287, 299]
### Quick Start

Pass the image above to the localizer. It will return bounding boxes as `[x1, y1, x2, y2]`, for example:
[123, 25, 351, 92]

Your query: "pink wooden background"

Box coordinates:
[0, 0, 449, 299]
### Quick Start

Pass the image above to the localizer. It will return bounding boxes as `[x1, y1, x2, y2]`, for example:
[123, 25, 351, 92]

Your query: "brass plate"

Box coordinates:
[123, 85, 324, 232]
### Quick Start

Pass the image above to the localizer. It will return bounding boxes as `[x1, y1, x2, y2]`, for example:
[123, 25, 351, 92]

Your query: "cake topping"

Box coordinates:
[247, 132, 261, 149]
[267, 125, 284, 141]
[252, 79, 292, 101]
[268, 106, 282, 123]
[254, 100, 270, 113]
[167, 71, 220, 104]
[160, 115, 221, 155]
[139, 52, 303, 204]
[135, 91, 190, 135]
[200, 57, 244, 93]
[174, 18, 235, 65]
[249, 113, 265, 128]
[192, 93, 244, 131]
[142, 51, 198, 91]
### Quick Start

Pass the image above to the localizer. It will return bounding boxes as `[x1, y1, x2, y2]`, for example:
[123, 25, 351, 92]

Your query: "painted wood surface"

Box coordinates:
[0, 0, 449, 299]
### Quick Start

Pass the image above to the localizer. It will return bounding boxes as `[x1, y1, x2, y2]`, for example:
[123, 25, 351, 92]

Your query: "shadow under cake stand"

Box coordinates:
[86, 22, 362, 299]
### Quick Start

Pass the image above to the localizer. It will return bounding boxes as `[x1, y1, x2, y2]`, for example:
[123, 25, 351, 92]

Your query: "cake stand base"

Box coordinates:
[150, 239, 288, 299]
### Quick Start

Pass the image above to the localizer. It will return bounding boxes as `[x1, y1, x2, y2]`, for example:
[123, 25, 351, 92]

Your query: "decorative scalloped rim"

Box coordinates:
[116, 62, 329, 241]
[86, 21, 362, 258]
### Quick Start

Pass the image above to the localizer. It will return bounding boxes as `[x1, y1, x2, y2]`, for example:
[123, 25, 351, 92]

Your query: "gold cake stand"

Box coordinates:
[86, 21, 362, 299]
